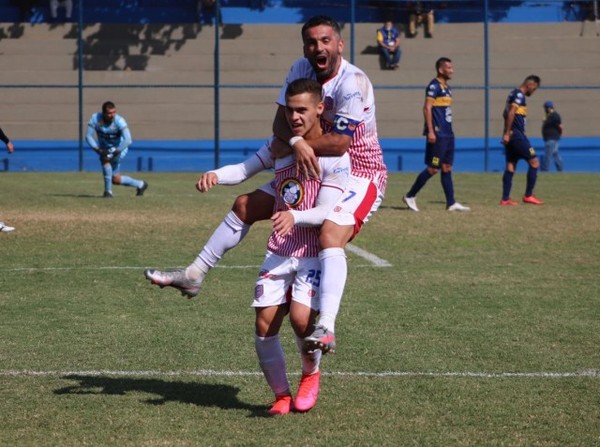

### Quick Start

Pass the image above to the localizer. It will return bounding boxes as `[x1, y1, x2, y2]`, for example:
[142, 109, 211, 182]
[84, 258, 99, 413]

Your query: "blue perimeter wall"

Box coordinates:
[3, 137, 599, 173]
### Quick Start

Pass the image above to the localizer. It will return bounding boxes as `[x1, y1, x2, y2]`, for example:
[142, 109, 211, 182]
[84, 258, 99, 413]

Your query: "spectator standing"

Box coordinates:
[376, 20, 401, 70]
[408, 1, 434, 38]
[541, 100, 564, 172]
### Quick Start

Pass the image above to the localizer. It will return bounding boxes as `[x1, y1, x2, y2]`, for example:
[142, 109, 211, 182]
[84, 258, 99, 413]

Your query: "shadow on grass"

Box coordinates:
[55, 375, 270, 418]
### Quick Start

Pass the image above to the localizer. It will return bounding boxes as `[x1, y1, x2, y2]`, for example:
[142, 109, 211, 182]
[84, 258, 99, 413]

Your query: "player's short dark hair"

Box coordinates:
[524, 75, 541, 86]
[285, 78, 323, 101]
[102, 101, 116, 113]
[302, 15, 342, 41]
[435, 57, 452, 71]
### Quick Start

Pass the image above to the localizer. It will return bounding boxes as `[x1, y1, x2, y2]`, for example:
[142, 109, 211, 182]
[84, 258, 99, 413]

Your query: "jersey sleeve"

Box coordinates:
[331, 72, 370, 137]
[118, 126, 132, 151]
[320, 152, 351, 191]
[85, 115, 98, 149]
[425, 80, 439, 101]
[211, 139, 274, 185]
[289, 154, 350, 227]
[114, 115, 131, 150]
[512, 91, 525, 106]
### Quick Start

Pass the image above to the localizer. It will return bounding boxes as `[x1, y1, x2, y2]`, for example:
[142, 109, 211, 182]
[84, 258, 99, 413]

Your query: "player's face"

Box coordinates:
[524, 81, 539, 96]
[103, 107, 117, 123]
[438, 61, 453, 81]
[284, 92, 324, 139]
[302, 25, 344, 83]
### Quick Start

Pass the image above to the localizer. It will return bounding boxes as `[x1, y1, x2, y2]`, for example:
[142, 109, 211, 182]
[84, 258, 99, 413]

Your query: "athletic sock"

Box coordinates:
[502, 170, 514, 201]
[296, 336, 321, 376]
[440, 171, 455, 207]
[119, 175, 143, 189]
[317, 247, 347, 334]
[525, 166, 538, 197]
[407, 169, 433, 197]
[255, 334, 290, 396]
[186, 211, 250, 281]
[102, 164, 113, 192]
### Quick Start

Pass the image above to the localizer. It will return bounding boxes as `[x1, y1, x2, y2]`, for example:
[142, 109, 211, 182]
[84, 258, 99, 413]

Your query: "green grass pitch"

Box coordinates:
[0, 171, 598, 446]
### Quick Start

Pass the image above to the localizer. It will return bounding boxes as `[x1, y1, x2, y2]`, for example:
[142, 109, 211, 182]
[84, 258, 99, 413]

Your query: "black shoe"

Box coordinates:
[425, 32, 433, 38]
[136, 181, 148, 196]
[103, 191, 113, 198]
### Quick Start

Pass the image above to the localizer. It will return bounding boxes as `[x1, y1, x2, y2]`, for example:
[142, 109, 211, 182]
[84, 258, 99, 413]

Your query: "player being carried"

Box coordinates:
[145, 16, 387, 355]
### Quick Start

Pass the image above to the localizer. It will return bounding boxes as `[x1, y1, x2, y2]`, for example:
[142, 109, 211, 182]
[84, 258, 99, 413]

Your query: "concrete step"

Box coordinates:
[0, 21, 598, 142]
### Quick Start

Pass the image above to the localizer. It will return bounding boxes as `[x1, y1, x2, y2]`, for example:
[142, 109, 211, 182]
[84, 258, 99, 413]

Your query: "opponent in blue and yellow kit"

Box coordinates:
[403, 57, 470, 212]
[500, 75, 544, 205]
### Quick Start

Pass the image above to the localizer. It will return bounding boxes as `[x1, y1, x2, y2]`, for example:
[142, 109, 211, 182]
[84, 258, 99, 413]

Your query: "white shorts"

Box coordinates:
[258, 179, 276, 196]
[325, 175, 383, 236]
[252, 251, 321, 311]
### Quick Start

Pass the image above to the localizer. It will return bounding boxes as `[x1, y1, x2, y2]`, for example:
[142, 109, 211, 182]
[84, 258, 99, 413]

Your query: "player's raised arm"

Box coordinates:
[196, 141, 274, 192]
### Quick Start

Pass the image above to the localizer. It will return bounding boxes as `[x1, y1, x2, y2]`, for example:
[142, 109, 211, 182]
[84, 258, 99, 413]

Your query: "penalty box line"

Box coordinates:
[1, 369, 598, 379]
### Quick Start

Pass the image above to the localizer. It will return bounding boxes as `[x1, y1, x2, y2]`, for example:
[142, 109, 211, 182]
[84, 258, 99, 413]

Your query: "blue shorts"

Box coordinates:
[425, 136, 455, 168]
[505, 136, 536, 164]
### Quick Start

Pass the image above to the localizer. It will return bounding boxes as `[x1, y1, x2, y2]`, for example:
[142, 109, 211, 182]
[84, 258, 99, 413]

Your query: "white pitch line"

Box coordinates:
[2, 247, 391, 273]
[346, 243, 392, 267]
[1, 369, 598, 379]
[2, 264, 382, 272]
[2, 266, 262, 272]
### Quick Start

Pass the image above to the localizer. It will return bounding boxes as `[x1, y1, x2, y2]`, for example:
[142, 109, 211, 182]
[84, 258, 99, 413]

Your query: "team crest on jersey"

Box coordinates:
[280, 178, 304, 208]
[254, 284, 264, 299]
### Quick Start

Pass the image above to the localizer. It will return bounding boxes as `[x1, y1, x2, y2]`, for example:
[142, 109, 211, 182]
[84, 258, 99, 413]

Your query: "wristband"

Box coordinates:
[289, 136, 304, 147]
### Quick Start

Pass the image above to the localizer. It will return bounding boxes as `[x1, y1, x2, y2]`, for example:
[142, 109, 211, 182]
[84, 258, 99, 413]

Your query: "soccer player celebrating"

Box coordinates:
[169, 79, 349, 414]
[500, 75, 544, 205]
[254, 79, 349, 414]
[86, 101, 148, 198]
[402, 57, 470, 212]
[145, 16, 387, 355]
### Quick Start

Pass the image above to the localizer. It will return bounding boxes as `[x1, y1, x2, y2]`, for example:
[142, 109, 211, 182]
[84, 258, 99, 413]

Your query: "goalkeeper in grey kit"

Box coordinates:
[86, 101, 148, 198]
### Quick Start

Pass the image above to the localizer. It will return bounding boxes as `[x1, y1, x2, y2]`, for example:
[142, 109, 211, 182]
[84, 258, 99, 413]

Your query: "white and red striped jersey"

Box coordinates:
[267, 153, 350, 257]
[277, 58, 388, 195]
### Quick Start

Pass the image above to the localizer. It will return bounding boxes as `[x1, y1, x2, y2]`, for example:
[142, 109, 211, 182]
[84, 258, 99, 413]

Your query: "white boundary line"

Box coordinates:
[1, 245, 391, 272]
[346, 243, 392, 267]
[1, 369, 598, 379]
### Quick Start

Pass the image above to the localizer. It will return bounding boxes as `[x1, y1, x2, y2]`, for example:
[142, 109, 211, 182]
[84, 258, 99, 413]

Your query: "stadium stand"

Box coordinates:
[0, 1, 598, 172]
